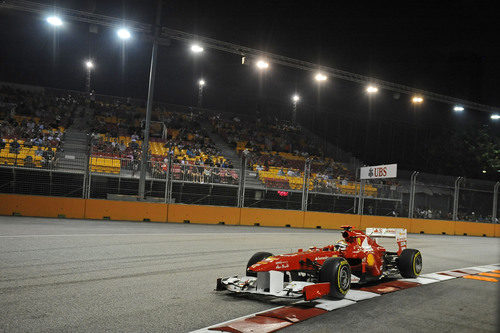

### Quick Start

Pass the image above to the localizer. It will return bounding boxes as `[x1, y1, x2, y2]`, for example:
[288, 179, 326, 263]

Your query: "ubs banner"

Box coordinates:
[360, 163, 397, 180]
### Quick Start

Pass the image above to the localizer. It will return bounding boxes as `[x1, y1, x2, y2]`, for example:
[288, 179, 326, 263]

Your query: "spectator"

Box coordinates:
[24, 155, 34, 167]
[10, 140, 20, 154]
[203, 167, 211, 183]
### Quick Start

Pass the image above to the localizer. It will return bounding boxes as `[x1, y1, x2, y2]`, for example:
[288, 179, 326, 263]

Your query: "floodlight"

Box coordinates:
[366, 86, 378, 93]
[117, 28, 131, 40]
[292, 95, 300, 102]
[85, 60, 94, 69]
[491, 114, 500, 120]
[482, 170, 487, 173]
[315, 73, 327, 81]
[46, 16, 63, 26]
[453, 106, 464, 112]
[256, 60, 269, 69]
[198, 79, 205, 86]
[412, 96, 424, 103]
[191, 44, 204, 53]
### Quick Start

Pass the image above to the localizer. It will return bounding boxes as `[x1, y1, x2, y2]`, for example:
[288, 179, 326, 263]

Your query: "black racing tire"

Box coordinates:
[246, 251, 274, 277]
[397, 249, 422, 278]
[319, 257, 351, 299]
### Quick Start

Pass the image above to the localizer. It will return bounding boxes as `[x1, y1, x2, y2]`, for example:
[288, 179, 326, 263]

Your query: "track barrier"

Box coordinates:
[0, 194, 497, 237]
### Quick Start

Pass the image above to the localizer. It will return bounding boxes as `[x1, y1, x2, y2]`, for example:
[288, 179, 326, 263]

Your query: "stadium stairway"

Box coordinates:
[201, 122, 264, 189]
[56, 107, 91, 171]
[57, 129, 89, 171]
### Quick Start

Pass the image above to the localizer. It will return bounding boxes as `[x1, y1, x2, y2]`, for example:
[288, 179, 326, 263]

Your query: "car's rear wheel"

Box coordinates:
[319, 257, 351, 299]
[397, 249, 422, 278]
[246, 251, 273, 277]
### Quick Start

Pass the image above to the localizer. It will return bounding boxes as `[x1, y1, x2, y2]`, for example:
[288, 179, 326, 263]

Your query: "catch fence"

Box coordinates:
[0, 153, 498, 223]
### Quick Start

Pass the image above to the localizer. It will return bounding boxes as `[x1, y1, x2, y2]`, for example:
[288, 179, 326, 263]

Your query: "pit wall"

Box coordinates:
[1, 194, 498, 237]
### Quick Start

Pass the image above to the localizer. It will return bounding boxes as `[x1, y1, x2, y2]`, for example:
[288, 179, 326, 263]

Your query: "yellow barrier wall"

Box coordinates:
[0, 194, 498, 237]
[304, 211, 360, 229]
[84, 199, 167, 222]
[495, 224, 500, 237]
[240, 208, 304, 228]
[168, 204, 240, 225]
[0, 194, 85, 219]
[454, 221, 495, 237]
[410, 219, 456, 235]
[360, 215, 411, 231]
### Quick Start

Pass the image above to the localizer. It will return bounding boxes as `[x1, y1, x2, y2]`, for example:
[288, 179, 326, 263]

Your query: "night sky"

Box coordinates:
[0, 0, 498, 177]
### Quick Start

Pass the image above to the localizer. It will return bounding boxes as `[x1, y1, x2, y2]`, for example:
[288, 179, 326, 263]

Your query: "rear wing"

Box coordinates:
[365, 228, 407, 254]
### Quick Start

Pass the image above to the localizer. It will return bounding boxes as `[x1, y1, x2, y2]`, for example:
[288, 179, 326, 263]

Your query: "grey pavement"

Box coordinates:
[0, 216, 498, 332]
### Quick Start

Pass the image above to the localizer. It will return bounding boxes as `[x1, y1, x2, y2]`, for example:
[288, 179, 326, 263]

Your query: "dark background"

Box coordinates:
[0, 0, 498, 179]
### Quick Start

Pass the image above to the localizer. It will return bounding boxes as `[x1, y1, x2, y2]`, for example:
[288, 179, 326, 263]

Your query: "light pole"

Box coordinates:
[84, 60, 94, 93]
[292, 94, 300, 123]
[314, 72, 327, 82]
[313, 73, 327, 145]
[197, 79, 205, 108]
[190, 44, 204, 53]
[138, 0, 162, 200]
[411, 96, 423, 165]
[256, 60, 269, 70]
[365, 85, 378, 155]
[117, 28, 131, 40]
[46, 16, 63, 26]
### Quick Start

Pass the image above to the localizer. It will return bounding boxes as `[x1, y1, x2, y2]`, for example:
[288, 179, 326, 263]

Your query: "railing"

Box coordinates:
[0, 154, 498, 223]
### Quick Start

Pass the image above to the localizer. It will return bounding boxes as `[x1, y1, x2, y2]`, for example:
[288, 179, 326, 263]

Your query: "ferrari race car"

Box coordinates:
[217, 226, 422, 301]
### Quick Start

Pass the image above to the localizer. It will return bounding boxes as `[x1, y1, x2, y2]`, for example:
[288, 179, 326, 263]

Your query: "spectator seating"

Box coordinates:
[263, 177, 290, 189]
[90, 157, 121, 174]
[256, 165, 378, 196]
[0, 141, 57, 168]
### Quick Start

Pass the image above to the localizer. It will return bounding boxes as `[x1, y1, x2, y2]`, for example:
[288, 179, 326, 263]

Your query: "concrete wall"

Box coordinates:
[0, 194, 497, 237]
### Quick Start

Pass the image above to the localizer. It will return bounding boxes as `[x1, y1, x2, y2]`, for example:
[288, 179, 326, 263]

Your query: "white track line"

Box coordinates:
[312, 298, 357, 311]
[191, 263, 500, 332]
[466, 266, 495, 272]
[400, 277, 439, 284]
[420, 273, 456, 281]
[344, 289, 380, 301]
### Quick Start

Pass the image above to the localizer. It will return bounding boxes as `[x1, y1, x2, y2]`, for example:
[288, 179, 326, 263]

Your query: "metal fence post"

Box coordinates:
[12, 168, 16, 194]
[84, 136, 92, 199]
[82, 154, 89, 199]
[408, 171, 418, 218]
[353, 168, 358, 213]
[493, 182, 499, 223]
[453, 176, 464, 221]
[164, 154, 172, 203]
[357, 179, 365, 215]
[237, 153, 247, 208]
[87, 163, 92, 199]
[301, 159, 311, 211]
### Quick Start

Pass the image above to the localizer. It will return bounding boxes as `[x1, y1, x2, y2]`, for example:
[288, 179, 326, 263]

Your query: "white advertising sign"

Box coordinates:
[360, 163, 397, 180]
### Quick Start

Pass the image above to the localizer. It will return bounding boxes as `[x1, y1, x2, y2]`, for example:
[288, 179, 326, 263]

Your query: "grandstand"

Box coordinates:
[0, 86, 72, 169]
[0, 81, 496, 223]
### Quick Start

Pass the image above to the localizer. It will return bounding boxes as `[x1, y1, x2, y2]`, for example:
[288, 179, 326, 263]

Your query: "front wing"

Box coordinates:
[217, 270, 361, 301]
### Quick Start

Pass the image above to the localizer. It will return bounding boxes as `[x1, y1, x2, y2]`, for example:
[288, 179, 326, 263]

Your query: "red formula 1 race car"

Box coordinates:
[217, 226, 422, 301]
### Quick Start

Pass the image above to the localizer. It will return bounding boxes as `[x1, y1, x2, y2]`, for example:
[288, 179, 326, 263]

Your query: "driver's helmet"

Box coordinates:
[334, 239, 348, 251]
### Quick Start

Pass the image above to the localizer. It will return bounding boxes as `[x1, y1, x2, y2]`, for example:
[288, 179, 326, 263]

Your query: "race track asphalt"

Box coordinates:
[0, 216, 498, 332]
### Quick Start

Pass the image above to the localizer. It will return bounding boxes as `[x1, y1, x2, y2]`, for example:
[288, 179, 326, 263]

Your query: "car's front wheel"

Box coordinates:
[319, 257, 351, 299]
[246, 251, 273, 277]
